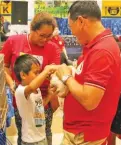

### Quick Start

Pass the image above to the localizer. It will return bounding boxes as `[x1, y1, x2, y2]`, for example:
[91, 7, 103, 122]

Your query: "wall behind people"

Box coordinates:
[2, 0, 121, 35]
[7, 17, 121, 36]
[56, 18, 121, 35]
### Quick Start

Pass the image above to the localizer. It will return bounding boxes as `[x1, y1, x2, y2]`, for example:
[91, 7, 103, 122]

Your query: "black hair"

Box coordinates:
[68, 1, 101, 21]
[31, 12, 57, 31]
[14, 54, 40, 82]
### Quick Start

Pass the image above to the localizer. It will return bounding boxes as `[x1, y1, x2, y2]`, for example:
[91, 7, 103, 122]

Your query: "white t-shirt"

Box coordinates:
[15, 85, 46, 143]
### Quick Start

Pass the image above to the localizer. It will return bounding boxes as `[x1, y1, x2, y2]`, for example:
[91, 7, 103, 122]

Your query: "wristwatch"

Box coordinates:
[61, 74, 72, 85]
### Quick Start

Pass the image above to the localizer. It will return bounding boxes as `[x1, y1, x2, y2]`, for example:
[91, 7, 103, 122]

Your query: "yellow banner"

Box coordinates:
[0, 1, 12, 14]
[102, 0, 121, 17]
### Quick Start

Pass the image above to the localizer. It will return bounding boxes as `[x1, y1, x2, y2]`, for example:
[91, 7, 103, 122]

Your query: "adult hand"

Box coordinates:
[56, 64, 72, 80]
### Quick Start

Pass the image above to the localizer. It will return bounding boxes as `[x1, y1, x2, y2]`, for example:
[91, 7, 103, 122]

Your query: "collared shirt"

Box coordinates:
[64, 29, 121, 141]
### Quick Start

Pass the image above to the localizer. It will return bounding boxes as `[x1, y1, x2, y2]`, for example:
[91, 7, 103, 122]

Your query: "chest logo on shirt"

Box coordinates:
[20, 52, 43, 65]
[76, 61, 84, 75]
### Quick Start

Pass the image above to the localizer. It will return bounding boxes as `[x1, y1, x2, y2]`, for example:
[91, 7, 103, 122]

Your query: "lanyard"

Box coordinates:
[27, 34, 32, 53]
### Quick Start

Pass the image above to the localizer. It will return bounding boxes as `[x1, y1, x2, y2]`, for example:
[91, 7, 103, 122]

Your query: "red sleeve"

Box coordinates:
[84, 49, 114, 90]
[51, 36, 65, 51]
[0, 37, 13, 66]
[47, 42, 61, 65]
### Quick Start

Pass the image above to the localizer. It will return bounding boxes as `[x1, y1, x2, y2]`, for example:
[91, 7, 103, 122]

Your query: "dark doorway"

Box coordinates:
[11, 1, 28, 24]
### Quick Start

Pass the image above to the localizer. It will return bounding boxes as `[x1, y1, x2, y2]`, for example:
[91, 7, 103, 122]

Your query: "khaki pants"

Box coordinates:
[61, 130, 106, 145]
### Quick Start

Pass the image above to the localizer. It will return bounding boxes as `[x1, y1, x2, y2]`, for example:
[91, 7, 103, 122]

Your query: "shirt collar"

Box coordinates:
[82, 29, 113, 55]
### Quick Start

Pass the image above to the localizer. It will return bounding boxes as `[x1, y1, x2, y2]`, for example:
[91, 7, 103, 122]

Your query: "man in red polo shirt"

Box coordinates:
[55, 1, 121, 145]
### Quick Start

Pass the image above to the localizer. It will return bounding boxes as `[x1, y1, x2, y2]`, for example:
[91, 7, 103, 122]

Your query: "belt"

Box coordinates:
[22, 140, 41, 145]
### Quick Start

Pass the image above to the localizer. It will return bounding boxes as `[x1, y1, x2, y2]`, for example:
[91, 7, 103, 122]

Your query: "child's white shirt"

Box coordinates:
[15, 85, 46, 143]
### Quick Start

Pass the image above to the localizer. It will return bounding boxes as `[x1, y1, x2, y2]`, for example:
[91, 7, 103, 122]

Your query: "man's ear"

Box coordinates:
[77, 16, 83, 23]
[20, 71, 27, 80]
[77, 16, 86, 29]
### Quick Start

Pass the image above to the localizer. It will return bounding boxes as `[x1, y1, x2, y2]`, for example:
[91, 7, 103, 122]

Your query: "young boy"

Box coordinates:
[14, 54, 57, 145]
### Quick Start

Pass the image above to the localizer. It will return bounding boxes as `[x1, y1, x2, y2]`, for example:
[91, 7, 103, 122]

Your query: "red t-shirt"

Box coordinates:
[0, 34, 60, 108]
[63, 29, 121, 141]
[51, 35, 65, 52]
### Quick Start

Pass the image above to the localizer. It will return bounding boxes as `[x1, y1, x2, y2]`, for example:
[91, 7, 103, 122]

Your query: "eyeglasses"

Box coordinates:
[35, 31, 53, 39]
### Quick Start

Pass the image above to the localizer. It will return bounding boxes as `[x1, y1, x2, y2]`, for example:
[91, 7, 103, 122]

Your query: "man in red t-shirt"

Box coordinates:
[55, 1, 121, 145]
[0, 12, 60, 145]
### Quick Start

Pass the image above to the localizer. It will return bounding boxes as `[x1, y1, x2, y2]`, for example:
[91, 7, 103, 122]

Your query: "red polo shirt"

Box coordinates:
[64, 29, 121, 141]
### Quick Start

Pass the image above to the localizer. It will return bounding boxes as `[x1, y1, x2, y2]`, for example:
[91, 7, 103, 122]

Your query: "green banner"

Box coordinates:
[34, 1, 72, 18]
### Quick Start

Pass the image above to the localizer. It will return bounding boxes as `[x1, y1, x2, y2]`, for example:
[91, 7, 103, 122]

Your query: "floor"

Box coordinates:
[6, 108, 121, 145]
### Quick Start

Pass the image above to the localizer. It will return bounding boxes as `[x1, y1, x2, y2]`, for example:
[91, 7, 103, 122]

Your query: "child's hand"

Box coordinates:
[43, 85, 58, 107]
[44, 64, 60, 74]
[44, 64, 60, 80]
[48, 84, 57, 97]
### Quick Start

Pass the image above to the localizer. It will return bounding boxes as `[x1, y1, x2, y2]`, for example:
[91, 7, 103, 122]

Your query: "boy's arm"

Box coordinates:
[43, 86, 58, 108]
[24, 69, 49, 99]
[43, 95, 52, 106]
[24, 65, 58, 99]
[43, 95, 59, 111]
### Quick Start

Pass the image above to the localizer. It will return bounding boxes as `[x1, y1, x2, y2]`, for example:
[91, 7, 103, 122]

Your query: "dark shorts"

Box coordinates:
[111, 97, 121, 134]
